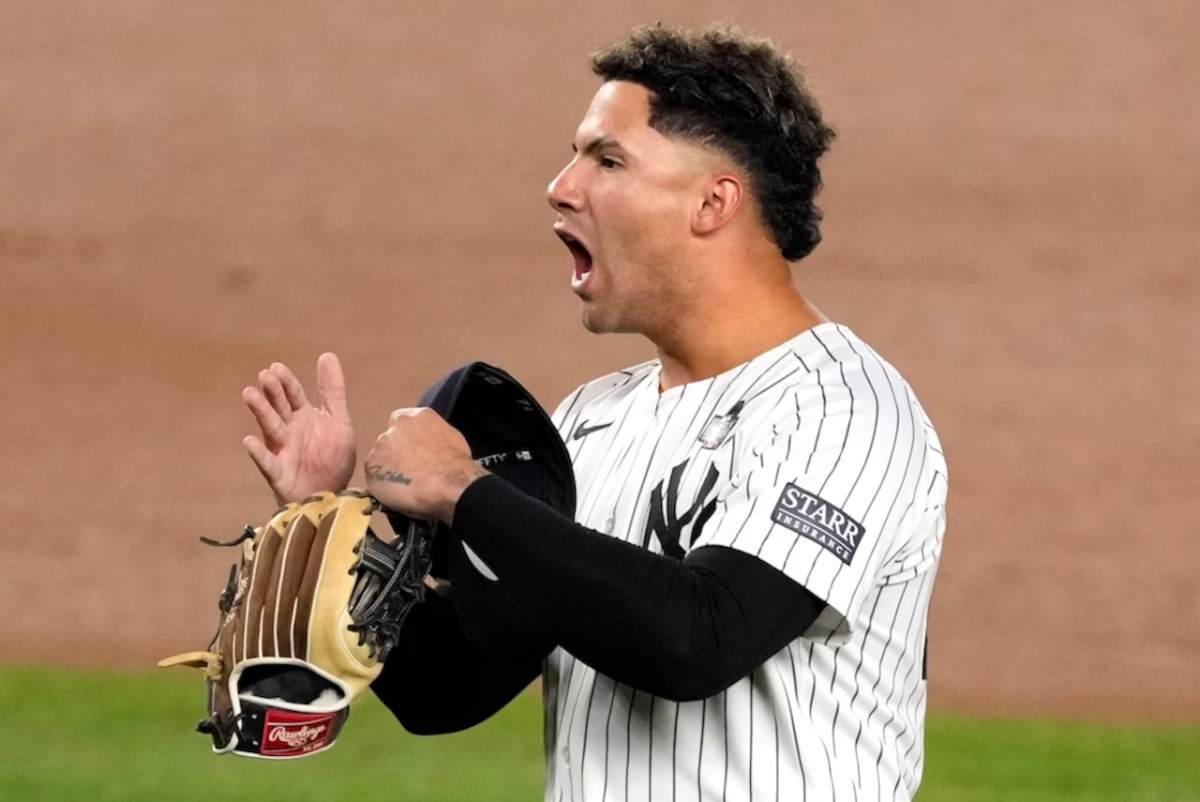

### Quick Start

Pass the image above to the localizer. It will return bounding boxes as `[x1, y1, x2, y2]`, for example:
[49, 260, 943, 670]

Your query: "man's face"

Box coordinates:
[548, 81, 712, 336]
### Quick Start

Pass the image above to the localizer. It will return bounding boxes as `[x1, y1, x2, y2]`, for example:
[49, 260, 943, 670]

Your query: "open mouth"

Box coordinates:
[555, 230, 594, 287]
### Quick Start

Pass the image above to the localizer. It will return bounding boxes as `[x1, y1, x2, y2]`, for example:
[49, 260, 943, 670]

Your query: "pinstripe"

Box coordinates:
[575, 666, 599, 798]
[727, 496, 762, 553]
[562, 661, 591, 800]
[880, 446, 930, 567]
[879, 388, 934, 568]
[816, 344, 915, 642]
[771, 669, 780, 802]
[544, 324, 945, 802]
[873, 571, 934, 795]
[624, 688, 637, 802]
[824, 396, 910, 642]
[773, 659, 806, 801]
[800, 640, 837, 796]
[557, 652, 580, 754]
[894, 573, 938, 779]
[649, 695, 657, 802]
[866, 582, 916, 793]
[833, 586, 886, 766]
[574, 410, 642, 529]
[663, 357, 757, 517]
[665, 353, 778, 512]
[740, 361, 803, 409]
[777, 366, 828, 571]
[583, 379, 708, 797]
[695, 697, 707, 802]
[795, 353, 825, 475]
[841, 419, 921, 782]
[670, 701, 680, 802]
[557, 403, 646, 777]
[649, 375, 723, 555]
[827, 328, 882, 508]
[556, 385, 588, 428]
[599, 679, 623, 802]
[756, 435, 797, 558]
[546, 656, 560, 802]
[800, 365, 855, 589]
[595, 376, 724, 797]
[721, 687, 729, 802]
[746, 671, 756, 801]
[585, 677, 614, 797]
[574, 387, 693, 795]
[814, 359, 854, 498]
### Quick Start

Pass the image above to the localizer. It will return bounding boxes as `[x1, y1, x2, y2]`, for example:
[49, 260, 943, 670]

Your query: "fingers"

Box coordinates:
[316, 352, 352, 424]
[258, 369, 292, 422]
[243, 434, 282, 484]
[242, 386, 287, 447]
[270, 362, 309, 411]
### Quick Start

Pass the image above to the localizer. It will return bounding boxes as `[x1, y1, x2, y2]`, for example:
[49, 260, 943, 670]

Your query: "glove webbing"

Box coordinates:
[347, 516, 432, 661]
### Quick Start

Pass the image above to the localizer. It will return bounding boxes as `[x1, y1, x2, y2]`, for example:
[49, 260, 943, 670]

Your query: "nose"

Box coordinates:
[547, 158, 584, 213]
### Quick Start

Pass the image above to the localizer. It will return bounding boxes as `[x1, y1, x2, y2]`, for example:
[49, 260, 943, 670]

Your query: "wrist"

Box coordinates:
[433, 461, 490, 525]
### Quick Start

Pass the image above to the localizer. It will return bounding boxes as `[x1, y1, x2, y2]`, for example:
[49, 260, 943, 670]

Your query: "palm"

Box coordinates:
[269, 407, 356, 502]
[243, 353, 357, 505]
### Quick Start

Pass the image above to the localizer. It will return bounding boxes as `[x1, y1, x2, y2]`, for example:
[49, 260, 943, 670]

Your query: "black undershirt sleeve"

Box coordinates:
[370, 586, 547, 735]
[450, 474, 825, 702]
[370, 512, 553, 734]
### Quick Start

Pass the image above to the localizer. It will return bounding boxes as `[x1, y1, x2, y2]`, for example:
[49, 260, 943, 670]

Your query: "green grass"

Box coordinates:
[1, 666, 1196, 801]
[922, 715, 1199, 802]
[0, 665, 540, 802]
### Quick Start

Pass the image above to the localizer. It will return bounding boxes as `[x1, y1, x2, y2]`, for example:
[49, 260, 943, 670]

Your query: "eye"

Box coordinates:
[598, 155, 622, 170]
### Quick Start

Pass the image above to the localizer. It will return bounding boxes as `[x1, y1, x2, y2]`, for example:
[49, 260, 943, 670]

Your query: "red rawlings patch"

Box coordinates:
[260, 709, 337, 757]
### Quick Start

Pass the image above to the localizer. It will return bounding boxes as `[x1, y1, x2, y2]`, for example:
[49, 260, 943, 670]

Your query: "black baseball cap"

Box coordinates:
[401, 361, 576, 537]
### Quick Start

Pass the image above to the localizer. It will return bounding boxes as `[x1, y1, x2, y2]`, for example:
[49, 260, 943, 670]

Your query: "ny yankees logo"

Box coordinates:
[642, 459, 720, 558]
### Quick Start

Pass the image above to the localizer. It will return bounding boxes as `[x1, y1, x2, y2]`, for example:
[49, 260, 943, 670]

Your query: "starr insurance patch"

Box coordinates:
[772, 483, 865, 565]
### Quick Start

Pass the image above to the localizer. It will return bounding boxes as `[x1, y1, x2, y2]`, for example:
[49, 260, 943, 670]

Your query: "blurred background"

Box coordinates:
[1, 0, 1196, 799]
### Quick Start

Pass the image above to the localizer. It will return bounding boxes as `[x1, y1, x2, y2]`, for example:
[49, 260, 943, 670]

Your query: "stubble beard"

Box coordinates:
[580, 304, 621, 334]
[579, 290, 660, 338]
[578, 252, 675, 337]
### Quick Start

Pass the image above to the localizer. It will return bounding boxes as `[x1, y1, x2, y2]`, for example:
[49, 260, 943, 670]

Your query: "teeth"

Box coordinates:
[556, 228, 593, 288]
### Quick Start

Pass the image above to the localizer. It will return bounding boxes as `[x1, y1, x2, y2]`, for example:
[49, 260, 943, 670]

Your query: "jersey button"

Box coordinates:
[603, 517, 615, 531]
[562, 745, 571, 765]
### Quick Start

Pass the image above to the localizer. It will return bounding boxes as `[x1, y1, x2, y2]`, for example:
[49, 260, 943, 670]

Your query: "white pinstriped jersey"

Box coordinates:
[542, 322, 947, 802]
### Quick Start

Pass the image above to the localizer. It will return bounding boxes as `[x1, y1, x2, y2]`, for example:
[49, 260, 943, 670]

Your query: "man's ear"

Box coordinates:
[693, 175, 744, 236]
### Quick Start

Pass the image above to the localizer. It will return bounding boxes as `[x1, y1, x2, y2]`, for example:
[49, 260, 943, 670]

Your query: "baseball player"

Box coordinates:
[242, 24, 946, 801]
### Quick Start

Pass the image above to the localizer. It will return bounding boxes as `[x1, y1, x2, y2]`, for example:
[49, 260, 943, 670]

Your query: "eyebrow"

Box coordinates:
[572, 136, 624, 156]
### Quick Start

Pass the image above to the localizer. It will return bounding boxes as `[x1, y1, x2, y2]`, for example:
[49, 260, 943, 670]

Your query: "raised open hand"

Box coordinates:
[241, 352, 356, 505]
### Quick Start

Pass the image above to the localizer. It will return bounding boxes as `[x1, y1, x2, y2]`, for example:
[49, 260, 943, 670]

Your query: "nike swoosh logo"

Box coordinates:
[572, 420, 613, 441]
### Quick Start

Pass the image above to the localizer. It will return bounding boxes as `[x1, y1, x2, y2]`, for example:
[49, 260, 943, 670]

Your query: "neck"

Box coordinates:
[653, 275, 826, 392]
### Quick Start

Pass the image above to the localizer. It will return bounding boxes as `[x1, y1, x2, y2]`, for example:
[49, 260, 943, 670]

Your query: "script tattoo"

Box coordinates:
[365, 464, 413, 485]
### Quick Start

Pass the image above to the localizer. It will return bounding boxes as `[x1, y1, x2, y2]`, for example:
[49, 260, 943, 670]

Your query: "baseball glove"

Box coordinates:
[159, 489, 432, 759]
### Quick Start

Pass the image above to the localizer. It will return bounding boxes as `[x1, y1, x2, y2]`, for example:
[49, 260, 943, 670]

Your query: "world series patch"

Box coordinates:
[771, 483, 865, 565]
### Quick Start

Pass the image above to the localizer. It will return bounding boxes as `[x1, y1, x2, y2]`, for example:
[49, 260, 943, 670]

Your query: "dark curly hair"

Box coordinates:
[592, 24, 835, 262]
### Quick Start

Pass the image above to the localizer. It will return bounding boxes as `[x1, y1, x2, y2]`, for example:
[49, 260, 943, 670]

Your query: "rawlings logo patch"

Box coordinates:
[772, 483, 864, 565]
[261, 709, 336, 756]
